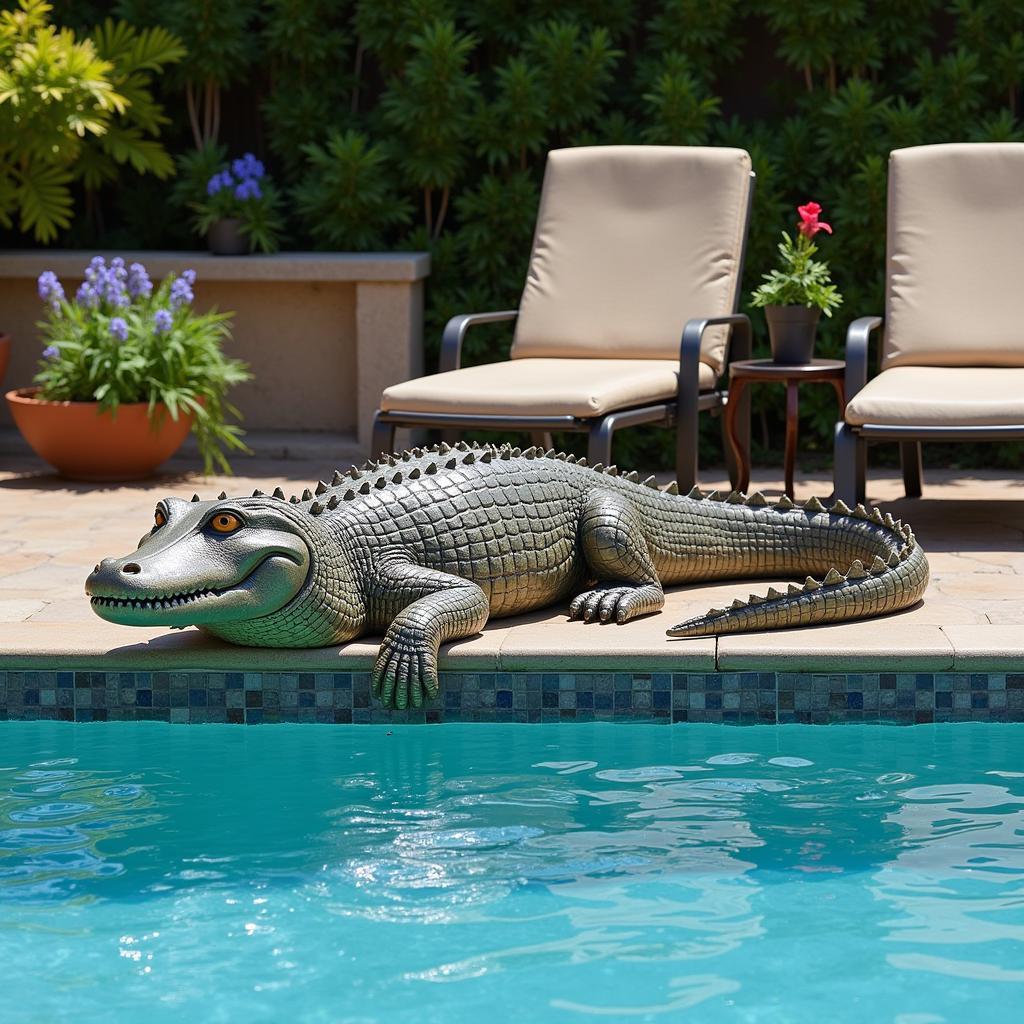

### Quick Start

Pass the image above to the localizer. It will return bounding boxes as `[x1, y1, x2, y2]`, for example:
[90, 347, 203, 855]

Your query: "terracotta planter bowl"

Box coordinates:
[5, 387, 194, 481]
[0, 334, 10, 386]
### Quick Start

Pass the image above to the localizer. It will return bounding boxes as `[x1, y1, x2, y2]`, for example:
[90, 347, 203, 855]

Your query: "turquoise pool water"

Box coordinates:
[1, 724, 1022, 1023]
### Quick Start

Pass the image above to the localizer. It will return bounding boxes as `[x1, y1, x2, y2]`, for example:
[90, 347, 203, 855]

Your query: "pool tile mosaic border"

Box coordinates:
[0, 670, 1021, 724]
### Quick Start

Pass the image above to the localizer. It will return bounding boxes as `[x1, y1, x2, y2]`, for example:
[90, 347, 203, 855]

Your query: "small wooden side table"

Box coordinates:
[724, 358, 845, 498]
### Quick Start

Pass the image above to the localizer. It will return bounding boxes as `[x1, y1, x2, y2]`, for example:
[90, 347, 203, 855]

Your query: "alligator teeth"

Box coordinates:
[746, 491, 768, 506]
[775, 495, 795, 510]
[687, 486, 705, 499]
[823, 567, 845, 585]
[315, 481, 328, 495]
[804, 496, 826, 512]
[665, 481, 679, 495]
[846, 559, 868, 579]
[830, 499, 852, 515]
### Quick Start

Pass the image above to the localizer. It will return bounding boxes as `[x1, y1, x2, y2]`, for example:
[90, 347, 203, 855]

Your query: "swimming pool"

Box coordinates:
[1, 723, 1022, 1022]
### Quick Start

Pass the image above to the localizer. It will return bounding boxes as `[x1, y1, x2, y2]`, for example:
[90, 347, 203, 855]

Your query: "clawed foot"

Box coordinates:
[371, 625, 439, 710]
[568, 583, 665, 624]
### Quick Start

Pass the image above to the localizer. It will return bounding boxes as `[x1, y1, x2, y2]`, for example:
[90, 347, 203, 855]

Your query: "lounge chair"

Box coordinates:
[372, 145, 755, 487]
[834, 142, 1024, 504]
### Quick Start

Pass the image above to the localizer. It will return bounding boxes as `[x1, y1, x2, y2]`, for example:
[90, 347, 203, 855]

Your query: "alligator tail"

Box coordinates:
[666, 500, 930, 637]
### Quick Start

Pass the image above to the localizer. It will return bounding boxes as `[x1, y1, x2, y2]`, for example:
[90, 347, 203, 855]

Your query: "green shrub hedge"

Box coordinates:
[31, 1, 1024, 469]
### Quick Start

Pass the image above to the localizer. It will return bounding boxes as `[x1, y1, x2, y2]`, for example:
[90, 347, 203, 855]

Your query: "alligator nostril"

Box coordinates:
[121, 563, 142, 575]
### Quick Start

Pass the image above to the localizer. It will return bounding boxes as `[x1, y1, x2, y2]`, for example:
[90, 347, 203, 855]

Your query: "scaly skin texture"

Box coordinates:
[86, 442, 930, 709]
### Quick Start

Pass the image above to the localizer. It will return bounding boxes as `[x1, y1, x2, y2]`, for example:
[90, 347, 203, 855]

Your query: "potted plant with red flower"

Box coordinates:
[751, 201, 843, 364]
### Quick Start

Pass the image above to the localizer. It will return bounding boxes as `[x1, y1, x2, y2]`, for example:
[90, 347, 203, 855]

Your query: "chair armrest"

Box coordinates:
[439, 310, 519, 372]
[678, 313, 752, 388]
[844, 316, 883, 402]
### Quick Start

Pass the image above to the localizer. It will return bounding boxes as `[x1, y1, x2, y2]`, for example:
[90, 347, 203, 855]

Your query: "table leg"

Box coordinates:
[784, 381, 799, 498]
[724, 377, 751, 494]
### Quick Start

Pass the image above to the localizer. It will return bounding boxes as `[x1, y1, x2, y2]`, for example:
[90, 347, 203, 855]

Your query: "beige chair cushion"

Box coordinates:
[380, 358, 718, 418]
[845, 366, 1024, 426]
[884, 143, 1024, 369]
[510, 146, 752, 376]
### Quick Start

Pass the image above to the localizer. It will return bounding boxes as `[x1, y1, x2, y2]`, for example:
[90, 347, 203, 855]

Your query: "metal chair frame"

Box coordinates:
[833, 316, 1024, 503]
[371, 171, 756, 489]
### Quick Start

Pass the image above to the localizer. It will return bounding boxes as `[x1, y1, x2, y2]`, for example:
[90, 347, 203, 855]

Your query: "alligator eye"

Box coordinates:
[154, 509, 167, 529]
[210, 512, 242, 534]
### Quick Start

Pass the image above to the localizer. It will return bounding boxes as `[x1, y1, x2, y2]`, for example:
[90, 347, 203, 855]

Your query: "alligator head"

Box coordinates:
[85, 495, 354, 645]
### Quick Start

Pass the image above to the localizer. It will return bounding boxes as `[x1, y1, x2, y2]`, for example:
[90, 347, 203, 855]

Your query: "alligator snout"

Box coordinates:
[86, 556, 147, 597]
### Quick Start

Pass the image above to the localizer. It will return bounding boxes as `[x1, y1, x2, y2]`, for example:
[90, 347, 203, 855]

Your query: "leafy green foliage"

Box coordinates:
[46, 0, 1024, 469]
[33, 258, 251, 474]
[0, 0, 182, 241]
[751, 231, 843, 316]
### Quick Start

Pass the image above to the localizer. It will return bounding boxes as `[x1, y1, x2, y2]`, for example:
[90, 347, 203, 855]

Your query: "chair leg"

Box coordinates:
[675, 394, 700, 491]
[833, 423, 866, 505]
[530, 431, 554, 452]
[900, 441, 923, 499]
[370, 411, 395, 460]
[587, 417, 613, 467]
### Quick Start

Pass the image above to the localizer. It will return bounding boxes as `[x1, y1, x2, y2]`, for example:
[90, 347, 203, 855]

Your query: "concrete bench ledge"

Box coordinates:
[0, 250, 430, 283]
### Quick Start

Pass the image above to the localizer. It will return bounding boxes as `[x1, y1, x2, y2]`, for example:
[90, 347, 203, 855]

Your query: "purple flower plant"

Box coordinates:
[153, 308, 173, 334]
[235, 178, 262, 201]
[232, 153, 265, 180]
[169, 272, 195, 309]
[76, 281, 99, 308]
[42, 344, 59, 360]
[109, 317, 129, 343]
[128, 262, 152, 299]
[37, 271, 64, 310]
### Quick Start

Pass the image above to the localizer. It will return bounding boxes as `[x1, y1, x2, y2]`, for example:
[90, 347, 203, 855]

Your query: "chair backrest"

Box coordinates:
[510, 145, 753, 376]
[884, 142, 1024, 369]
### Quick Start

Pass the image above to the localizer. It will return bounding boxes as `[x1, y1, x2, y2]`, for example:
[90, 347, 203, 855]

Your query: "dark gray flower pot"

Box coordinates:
[764, 305, 820, 364]
[208, 218, 250, 256]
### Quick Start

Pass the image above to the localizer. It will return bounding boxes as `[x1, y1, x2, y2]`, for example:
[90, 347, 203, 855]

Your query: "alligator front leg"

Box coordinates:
[367, 557, 490, 710]
[570, 489, 665, 624]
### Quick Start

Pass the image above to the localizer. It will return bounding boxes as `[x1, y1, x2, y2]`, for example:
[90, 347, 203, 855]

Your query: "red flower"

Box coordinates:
[797, 201, 832, 237]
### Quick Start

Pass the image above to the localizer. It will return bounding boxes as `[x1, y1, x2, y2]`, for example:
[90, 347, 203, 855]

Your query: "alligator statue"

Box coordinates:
[86, 443, 929, 709]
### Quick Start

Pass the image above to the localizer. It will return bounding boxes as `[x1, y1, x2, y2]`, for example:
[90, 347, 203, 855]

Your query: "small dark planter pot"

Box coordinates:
[764, 305, 820, 364]
[207, 218, 250, 256]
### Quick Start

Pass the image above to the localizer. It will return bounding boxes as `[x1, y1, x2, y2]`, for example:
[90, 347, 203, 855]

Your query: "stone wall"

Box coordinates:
[0, 251, 429, 451]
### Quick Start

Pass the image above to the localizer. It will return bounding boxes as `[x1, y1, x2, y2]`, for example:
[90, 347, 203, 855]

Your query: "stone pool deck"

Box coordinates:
[1, 450, 1022, 723]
